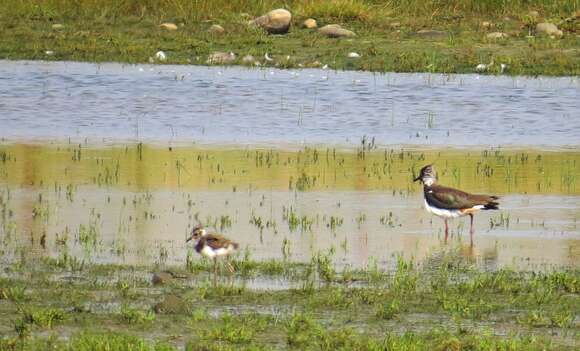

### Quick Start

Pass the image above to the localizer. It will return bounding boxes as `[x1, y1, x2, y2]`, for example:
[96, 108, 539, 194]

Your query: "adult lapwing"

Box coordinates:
[186, 225, 239, 284]
[414, 165, 499, 246]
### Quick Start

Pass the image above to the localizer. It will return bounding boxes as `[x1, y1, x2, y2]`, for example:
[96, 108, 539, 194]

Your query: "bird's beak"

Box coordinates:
[186, 236, 192, 243]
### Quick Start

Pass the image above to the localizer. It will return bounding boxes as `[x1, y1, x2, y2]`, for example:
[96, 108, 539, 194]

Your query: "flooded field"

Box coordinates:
[0, 61, 578, 349]
[0, 144, 579, 271]
[0, 143, 578, 348]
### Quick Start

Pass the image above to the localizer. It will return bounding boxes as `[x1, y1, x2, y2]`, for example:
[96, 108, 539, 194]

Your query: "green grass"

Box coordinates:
[0, 253, 578, 349]
[0, 0, 577, 75]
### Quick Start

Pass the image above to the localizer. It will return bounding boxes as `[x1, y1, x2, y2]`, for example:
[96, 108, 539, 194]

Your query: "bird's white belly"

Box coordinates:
[424, 200, 462, 218]
[200, 245, 232, 258]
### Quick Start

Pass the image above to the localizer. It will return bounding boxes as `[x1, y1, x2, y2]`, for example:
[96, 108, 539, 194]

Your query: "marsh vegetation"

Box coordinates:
[0, 142, 578, 348]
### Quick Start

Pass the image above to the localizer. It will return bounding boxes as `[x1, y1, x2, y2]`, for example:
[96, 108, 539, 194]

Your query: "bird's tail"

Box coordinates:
[483, 196, 500, 210]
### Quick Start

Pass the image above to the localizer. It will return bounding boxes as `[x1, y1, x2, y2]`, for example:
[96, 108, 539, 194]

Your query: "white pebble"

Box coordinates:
[155, 51, 167, 61]
[475, 63, 488, 72]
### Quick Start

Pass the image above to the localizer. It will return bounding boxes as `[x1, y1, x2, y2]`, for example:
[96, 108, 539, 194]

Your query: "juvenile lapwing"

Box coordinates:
[414, 165, 499, 246]
[186, 225, 239, 284]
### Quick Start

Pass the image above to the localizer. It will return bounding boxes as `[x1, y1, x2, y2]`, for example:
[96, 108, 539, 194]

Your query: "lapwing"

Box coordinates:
[186, 225, 239, 284]
[414, 165, 499, 246]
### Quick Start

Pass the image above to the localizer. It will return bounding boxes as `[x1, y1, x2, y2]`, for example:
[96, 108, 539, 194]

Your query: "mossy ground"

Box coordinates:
[0, 0, 578, 75]
[0, 252, 578, 350]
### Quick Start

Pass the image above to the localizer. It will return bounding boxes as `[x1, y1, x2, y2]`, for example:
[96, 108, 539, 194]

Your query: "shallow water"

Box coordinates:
[0, 144, 578, 272]
[2, 186, 578, 271]
[1, 61, 578, 350]
[0, 61, 579, 274]
[0, 60, 579, 147]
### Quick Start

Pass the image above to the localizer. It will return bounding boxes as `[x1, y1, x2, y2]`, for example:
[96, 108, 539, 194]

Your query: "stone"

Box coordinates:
[250, 8, 291, 34]
[347, 52, 361, 58]
[207, 51, 236, 64]
[480, 21, 492, 29]
[242, 55, 256, 64]
[389, 22, 401, 29]
[475, 63, 489, 72]
[159, 23, 178, 30]
[154, 51, 167, 61]
[486, 32, 508, 39]
[303, 18, 317, 29]
[152, 272, 173, 285]
[416, 29, 447, 39]
[208, 24, 225, 34]
[536, 22, 563, 37]
[52, 23, 64, 30]
[153, 294, 187, 314]
[318, 24, 356, 38]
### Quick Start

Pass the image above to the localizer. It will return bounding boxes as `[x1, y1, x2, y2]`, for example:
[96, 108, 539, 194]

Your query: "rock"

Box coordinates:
[207, 51, 236, 64]
[159, 23, 178, 30]
[318, 24, 356, 38]
[155, 51, 167, 61]
[303, 18, 317, 29]
[475, 63, 490, 72]
[45, 50, 55, 56]
[480, 21, 492, 29]
[416, 29, 447, 39]
[242, 55, 256, 64]
[153, 294, 187, 314]
[250, 8, 291, 34]
[486, 32, 508, 39]
[536, 22, 563, 37]
[152, 272, 173, 285]
[347, 52, 361, 58]
[389, 22, 401, 29]
[208, 24, 225, 34]
[52, 23, 64, 30]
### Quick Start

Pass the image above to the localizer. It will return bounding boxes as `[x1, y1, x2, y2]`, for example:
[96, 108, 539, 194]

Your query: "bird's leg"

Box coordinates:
[226, 260, 235, 274]
[444, 219, 449, 243]
[469, 213, 474, 248]
[225, 258, 235, 287]
[212, 257, 218, 287]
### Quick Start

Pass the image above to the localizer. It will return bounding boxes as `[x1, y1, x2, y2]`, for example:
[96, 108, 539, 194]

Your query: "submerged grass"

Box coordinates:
[0, 0, 578, 75]
[0, 143, 578, 195]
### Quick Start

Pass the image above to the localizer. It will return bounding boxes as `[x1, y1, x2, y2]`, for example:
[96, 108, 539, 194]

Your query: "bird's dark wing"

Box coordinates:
[204, 234, 235, 250]
[426, 185, 499, 210]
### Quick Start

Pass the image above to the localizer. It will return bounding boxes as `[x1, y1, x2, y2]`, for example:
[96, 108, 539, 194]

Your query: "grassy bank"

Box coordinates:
[0, 0, 578, 75]
[0, 253, 578, 350]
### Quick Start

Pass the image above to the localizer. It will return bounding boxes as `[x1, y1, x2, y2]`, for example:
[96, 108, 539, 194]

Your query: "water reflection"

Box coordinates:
[1, 187, 578, 271]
